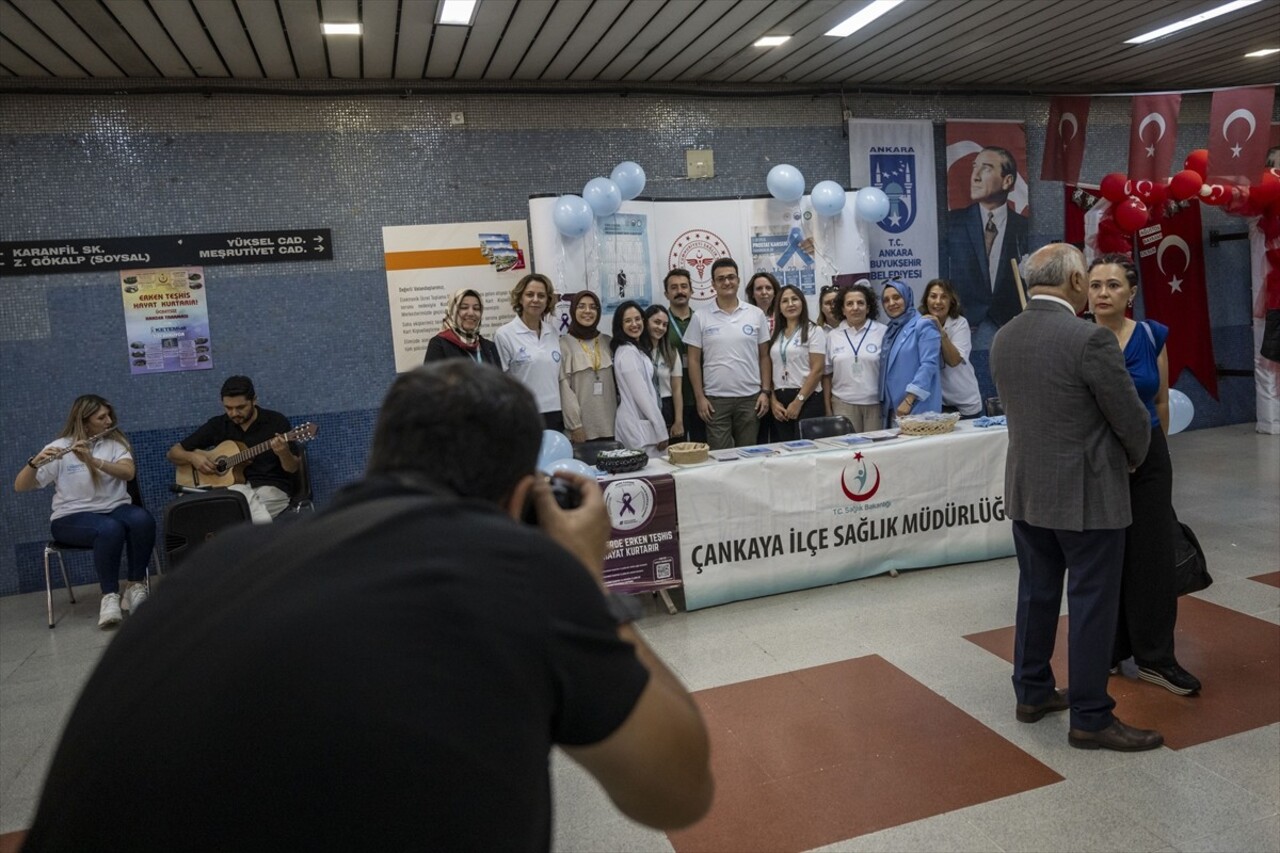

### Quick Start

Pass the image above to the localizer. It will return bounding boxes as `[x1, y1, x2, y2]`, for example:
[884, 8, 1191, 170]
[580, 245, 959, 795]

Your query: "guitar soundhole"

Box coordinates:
[214, 458, 229, 474]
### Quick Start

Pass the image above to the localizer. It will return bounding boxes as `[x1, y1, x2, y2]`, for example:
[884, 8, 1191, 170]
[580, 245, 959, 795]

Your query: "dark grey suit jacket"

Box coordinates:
[990, 298, 1150, 532]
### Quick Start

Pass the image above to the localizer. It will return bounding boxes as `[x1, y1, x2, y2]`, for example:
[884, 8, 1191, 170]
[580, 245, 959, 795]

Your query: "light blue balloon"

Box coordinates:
[1168, 389, 1194, 435]
[766, 164, 805, 202]
[611, 161, 646, 200]
[549, 458, 597, 478]
[854, 186, 891, 222]
[583, 177, 622, 217]
[552, 195, 593, 238]
[811, 180, 847, 216]
[537, 430, 574, 471]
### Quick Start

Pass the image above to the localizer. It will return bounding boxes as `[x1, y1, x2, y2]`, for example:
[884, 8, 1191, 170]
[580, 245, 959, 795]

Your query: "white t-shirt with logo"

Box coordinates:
[35, 437, 132, 520]
[683, 301, 770, 398]
[770, 323, 827, 390]
[941, 315, 983, 415]
[495, 317, 563, 414]
[826, 320, 886, 405]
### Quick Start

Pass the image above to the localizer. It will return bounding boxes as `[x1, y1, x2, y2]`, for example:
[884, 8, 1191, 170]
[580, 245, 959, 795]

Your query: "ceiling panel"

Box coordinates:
[0, 0, 1273, 91]
[11, 0, 121, 76]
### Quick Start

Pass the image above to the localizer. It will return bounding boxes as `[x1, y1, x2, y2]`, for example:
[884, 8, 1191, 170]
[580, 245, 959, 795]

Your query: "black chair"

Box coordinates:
[163, 489, 253, 571]
[985, 397, 1005, 416]
[797, 415, 854, 440]
[286, 445, 315, 514]
[575, 439, 623, 467]
[43, 478, 159, 629]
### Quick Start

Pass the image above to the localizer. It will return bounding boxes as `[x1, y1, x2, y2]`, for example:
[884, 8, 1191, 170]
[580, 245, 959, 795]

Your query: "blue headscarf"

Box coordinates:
[879, 280, 917, 379]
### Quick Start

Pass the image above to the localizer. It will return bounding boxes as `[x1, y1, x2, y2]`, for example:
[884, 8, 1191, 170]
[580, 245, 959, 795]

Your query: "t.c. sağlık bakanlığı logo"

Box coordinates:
[668, 230, 731, 301]
[841, 451, 881, 502]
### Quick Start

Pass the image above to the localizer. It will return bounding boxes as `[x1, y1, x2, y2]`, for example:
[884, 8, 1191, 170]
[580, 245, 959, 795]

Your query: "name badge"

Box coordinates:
[593, 380, 604, 396]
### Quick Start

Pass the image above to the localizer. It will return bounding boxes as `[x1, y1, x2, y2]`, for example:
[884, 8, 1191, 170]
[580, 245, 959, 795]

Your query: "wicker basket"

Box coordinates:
[595, 448, 649, 474]
[667, 441, 710, 464]
[897, 412, 960, 436]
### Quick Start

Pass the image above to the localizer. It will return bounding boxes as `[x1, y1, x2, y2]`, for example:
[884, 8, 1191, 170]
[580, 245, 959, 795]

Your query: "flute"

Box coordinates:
[31, 427, 120, 467]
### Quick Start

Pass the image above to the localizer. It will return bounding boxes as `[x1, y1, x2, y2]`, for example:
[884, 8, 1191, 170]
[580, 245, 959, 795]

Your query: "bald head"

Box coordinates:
[1022, 243, 1088, 312]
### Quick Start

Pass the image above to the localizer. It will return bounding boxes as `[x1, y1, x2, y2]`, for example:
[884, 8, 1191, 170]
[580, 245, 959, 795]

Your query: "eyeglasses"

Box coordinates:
[713, 274, 739, 284]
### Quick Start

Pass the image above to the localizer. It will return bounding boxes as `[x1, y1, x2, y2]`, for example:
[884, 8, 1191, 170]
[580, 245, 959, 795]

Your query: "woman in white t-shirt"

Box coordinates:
[825, 282, 887, 433]
[768, 285, 826, 441]
[644, 304, 684, 440]
[14, 395, 156, 629]
[921, 279, 983, 417]
[494, 273, 564, 431]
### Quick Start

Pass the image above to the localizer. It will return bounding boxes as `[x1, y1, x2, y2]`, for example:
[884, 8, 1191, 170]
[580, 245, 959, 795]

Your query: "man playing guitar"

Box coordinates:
[167, 375, 300, 523]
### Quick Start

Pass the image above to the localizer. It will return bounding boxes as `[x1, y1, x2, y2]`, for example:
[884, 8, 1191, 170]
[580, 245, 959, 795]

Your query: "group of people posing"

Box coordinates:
[426, 260, 986, 454]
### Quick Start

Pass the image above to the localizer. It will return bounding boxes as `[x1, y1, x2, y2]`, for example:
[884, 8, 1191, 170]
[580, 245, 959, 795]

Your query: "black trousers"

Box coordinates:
[681, 402, 707, 443]
[1114, 427, 1178, 667]
[770, 389, 825, 442]
[541, 410, 564, 432]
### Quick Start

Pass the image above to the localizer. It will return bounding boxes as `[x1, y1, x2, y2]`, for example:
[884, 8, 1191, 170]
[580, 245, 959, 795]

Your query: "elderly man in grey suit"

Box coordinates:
[990, 244, 1160, 752]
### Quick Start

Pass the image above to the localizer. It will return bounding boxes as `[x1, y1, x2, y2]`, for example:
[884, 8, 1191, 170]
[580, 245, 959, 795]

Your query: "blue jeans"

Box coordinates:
[50, 504, 156, 594]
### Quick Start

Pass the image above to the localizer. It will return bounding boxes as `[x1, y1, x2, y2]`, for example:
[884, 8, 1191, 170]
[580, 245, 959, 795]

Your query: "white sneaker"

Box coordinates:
[121, 583, 148, 614]
[98, 593, 123, 629]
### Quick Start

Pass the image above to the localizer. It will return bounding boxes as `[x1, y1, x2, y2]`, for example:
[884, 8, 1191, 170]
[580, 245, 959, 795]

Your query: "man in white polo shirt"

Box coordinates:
[685, 258, 772, 449]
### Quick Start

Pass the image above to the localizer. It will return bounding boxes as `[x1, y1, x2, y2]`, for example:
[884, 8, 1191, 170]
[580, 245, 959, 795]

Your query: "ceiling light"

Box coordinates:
[825, 0, 903, 38]
[437, 0, 479, 26]
[1124, 0, 1263, 44]
[1244, 47, 1280, 57]
[754, 36, 791, 47]
[322, 23, 361, 36]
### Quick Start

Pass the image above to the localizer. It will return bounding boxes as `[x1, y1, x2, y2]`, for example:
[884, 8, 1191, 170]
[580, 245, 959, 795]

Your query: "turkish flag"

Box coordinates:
[1208, 86, 1277, 185]
[1135, 203, 1218, 398]
[1042, 97, 1090, 183]
[1127, 94, 1181, 181]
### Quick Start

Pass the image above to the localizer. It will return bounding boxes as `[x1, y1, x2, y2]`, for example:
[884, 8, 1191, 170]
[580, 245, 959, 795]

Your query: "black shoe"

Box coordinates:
[1016, 688, 1069, 723]
[1069, 718, 1164, 751]
[1137, 662, 1201, 696]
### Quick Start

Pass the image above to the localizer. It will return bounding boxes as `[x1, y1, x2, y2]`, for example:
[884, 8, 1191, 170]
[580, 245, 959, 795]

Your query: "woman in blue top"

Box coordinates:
[878, 280, 942, 427]
[1088, 254, 1200, 696]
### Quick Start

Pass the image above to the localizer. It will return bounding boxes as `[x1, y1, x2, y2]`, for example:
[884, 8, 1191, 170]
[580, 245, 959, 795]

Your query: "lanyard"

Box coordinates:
[669, 313, 689, 345]
[779, 326, 803, 381]
[843, 323, 871, 362]
[577, 337, 601, 374]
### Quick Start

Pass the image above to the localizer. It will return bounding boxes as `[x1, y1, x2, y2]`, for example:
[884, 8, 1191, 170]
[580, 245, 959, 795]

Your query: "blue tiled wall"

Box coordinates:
[1, 85, 1273, 595]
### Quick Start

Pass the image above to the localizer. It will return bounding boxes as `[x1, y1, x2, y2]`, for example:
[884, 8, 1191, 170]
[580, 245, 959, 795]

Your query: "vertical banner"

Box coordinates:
[1208, 86, 1277, 185]
[1041, 96, 1091, 184]
[748, 197, 818, 293]
[945, 120, 1031, 331]
[382, 220, 530, 373]
[1135, 204, 1219, 398]
[120, 266, 212, 374]
[849, 119, 939, 288]
[601, 474, 682, 593]
[1128, 94, 1182, 182]
[596, 211, 654, 311]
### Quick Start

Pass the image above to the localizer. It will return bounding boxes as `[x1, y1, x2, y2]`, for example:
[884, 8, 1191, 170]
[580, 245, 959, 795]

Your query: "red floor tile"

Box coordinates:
[1249, 571, 1280, 589]
[964, 596, 1280, 749]
[666, 655, 1061, 853]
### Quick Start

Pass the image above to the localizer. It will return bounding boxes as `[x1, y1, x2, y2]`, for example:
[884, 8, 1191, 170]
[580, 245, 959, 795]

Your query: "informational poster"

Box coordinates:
[119, 266, 212, 375]
[601, 473, 682, 594]
[529, 195, 867, 329]
[849, 119, 940, 287]
[382, 220, 530, 373]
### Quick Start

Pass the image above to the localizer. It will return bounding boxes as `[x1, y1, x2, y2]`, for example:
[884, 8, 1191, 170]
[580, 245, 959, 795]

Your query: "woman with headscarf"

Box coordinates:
[424, 288, 500, 366]
[558, 290, 617, 444]
[879, 280, 942, 427]
[611, 300, 669, 457]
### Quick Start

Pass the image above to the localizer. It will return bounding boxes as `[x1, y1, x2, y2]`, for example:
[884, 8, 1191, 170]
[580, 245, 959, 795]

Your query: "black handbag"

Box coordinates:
[1173, 512, 1213, 597]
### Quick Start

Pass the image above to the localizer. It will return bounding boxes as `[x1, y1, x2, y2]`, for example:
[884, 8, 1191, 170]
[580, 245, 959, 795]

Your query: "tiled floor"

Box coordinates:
[1, 425, 1277, 852]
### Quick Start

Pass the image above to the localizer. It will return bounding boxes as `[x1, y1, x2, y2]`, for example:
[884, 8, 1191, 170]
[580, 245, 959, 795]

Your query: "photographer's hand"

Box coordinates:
[532, 472, 610, 585]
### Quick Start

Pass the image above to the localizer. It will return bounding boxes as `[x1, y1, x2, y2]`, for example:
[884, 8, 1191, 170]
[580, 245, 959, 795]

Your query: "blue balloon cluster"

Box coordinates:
[553, 161, 648, 237]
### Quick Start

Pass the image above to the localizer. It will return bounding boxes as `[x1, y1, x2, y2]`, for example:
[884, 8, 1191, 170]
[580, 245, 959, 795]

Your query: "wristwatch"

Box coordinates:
[796, 393, 807, 402]
[604, 593, 644, 626]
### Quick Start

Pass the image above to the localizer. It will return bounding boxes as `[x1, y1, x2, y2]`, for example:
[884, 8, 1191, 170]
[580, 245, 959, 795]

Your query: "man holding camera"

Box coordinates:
[24, 362, 713, 851]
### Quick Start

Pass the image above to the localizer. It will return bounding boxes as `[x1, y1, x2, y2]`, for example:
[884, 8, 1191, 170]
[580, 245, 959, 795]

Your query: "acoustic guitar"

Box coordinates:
[175, 422, 319, 488]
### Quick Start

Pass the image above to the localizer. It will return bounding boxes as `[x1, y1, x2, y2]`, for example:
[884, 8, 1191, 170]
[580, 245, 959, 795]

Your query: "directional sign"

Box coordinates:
[0, 229, 333, 277]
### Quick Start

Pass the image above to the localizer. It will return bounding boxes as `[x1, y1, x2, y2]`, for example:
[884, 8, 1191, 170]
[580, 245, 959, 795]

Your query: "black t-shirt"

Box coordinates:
[179, 406, 296, 491]
[23, 478, 649, 853]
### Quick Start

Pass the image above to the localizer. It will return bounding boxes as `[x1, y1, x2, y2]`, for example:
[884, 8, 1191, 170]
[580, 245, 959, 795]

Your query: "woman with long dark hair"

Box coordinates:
[644, 304, 684, 440]
[14, 395, 155, 628]
[611, 301, 669, 457]
[768, 285, 826, 440]
[919, 279, 982, 417]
